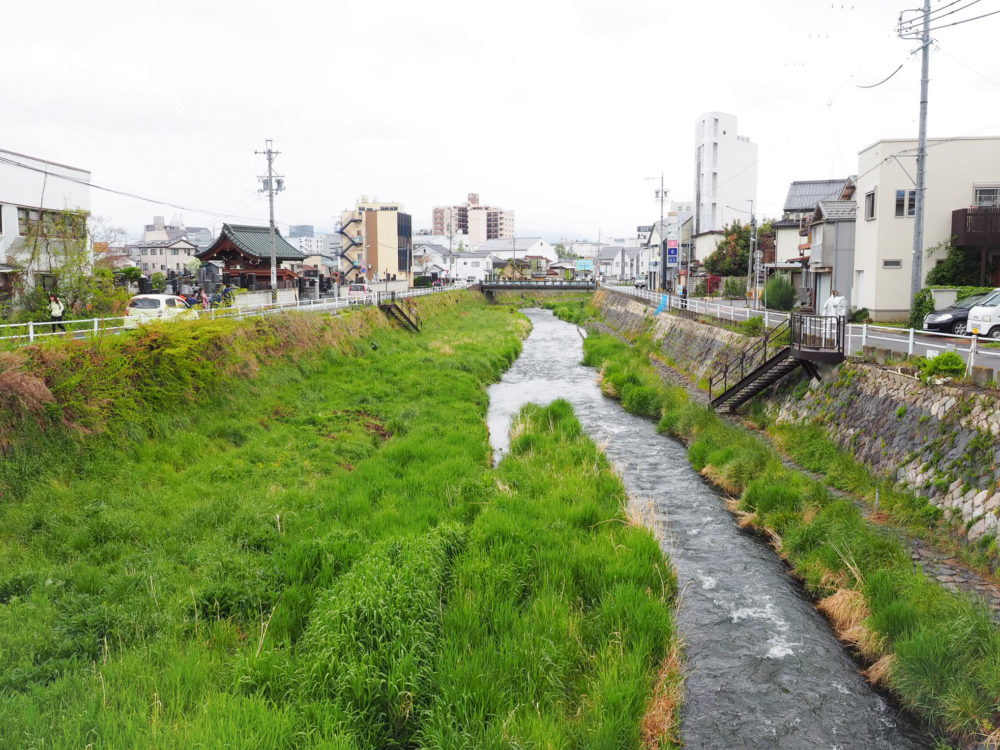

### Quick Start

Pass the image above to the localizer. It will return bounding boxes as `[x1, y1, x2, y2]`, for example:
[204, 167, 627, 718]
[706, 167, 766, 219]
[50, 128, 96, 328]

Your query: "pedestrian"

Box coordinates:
[198, 287, 210, 309]
[47, 293, 67, 332]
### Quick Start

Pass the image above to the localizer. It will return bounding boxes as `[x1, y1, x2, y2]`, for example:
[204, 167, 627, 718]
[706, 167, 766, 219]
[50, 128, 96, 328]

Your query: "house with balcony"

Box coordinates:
[853, 136, 1000, 319]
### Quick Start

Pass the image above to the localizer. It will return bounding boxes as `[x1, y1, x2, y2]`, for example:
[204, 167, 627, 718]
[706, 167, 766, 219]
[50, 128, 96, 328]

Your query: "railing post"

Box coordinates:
[907, 327, 914, 357]
[764, 310, 770, 328]
[94, 318, 99, 336]
[861, 323, 867, 349]
[28, 320, 34, 343]
[968, 335, 977, 376]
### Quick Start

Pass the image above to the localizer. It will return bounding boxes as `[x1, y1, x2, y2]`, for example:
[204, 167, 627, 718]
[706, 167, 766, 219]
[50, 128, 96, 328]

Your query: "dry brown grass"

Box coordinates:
[863, 653, 895, 687]
[818, 589, 869, 635]
[640, 639, 685, 749]
[841, 624, 887, 660]
[982, 726, 1000, 749]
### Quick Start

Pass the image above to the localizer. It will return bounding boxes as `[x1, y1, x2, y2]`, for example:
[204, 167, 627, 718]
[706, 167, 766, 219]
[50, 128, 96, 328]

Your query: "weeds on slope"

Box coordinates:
[0, 300, 678, 749]
[582, 330, 1000, 743]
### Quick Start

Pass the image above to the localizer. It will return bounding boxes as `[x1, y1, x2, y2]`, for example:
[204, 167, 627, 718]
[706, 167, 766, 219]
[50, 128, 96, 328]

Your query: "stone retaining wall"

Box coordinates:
[594, 289, 747, 382]
[772, 365, 1000, 541]
[596, 288, 1000, 543]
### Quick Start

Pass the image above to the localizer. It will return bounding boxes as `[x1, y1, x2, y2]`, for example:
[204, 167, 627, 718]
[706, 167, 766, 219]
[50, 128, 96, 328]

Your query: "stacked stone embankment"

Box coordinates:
[596, 288, 1000, 543]
[594, 289, 746, 382]
[772, 365, 1000, 541]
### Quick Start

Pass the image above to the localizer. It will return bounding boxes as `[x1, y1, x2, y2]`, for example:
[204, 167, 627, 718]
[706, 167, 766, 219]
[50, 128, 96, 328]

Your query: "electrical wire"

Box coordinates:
[925, 7, 1000, 32]
[0, 154, 284, 227]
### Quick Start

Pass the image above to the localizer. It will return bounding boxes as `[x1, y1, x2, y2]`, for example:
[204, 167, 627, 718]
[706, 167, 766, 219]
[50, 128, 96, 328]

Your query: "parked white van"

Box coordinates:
[346, 283, 374, 304]
[966, 289, 1000, 338]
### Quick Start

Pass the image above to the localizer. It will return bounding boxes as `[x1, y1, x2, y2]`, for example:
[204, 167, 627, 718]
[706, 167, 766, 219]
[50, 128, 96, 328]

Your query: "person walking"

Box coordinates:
[47, 293, 67, 332]
[198, 287, 210, 309]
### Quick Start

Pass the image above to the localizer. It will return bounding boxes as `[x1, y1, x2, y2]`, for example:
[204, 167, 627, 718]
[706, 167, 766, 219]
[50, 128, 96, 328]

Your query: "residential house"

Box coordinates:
[443, 251, 498, 282]
[130, 238, 199, 276]
[197, 224, 306, 290]
[0, 148, 91, 300]
[773, 179, 853, 263]
[143, 215, 213, 249]
[806, 199, 857, 309]
[854, 136, 1000, 319]
[474, 237, 557, 263]
[496, 257, 531, 279]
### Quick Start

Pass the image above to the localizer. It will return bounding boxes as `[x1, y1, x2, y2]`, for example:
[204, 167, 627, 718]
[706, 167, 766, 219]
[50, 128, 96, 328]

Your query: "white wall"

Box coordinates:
[0, 149, 91, 258]
[694, 112, 757, 234]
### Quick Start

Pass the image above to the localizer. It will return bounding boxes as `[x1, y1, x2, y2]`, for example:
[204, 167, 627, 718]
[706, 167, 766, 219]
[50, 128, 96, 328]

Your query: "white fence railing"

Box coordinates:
[603, 283, 1000, 373]
[0, 283, 469, 347]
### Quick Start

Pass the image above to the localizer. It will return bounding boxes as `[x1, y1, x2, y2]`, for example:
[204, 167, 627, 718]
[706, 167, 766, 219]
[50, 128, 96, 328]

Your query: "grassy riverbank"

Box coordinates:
[580, 328, 1000, 744]
[0, 295, 679, 748]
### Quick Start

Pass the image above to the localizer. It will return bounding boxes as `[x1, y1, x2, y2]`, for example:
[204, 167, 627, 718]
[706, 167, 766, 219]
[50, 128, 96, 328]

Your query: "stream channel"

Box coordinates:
[486, 308, 931, 749]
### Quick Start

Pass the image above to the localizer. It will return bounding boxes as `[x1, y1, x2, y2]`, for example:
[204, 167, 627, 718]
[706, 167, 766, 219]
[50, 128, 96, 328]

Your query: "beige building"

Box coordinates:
[432, 193, 514, 245]
[854, 136, 1000, 320]
[339, 199, 413, 282]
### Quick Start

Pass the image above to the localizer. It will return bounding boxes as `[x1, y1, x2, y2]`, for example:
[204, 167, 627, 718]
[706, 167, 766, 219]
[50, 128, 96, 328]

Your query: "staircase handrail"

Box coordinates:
[708, 318, 790, 401]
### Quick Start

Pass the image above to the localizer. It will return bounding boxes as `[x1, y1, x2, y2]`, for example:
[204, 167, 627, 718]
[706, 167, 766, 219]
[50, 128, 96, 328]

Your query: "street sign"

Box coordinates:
[667, 246, 679, 267]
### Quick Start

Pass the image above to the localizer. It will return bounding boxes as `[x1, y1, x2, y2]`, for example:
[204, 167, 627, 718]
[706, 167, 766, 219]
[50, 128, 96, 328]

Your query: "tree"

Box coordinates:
[703, 222, 750, 277]
[151, 272, 166, 292]
[722, 277, 746, 299]
[923, 237, 988, 286]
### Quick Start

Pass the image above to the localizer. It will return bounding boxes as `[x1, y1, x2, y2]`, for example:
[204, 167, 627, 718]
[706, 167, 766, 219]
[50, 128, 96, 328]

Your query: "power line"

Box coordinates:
[924, 7, 1000, 31]
[0, 154, 282, 227]
[899, 0, 984, 32]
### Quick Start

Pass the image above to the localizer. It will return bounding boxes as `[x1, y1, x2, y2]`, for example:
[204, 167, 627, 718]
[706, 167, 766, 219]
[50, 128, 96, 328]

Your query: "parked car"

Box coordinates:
[965, 289, 1000, 337]
[633, 277, 647, 289]
[346, 283, 374, 304]
[923, 292, 990, 335]
[123, 294, 197, 328]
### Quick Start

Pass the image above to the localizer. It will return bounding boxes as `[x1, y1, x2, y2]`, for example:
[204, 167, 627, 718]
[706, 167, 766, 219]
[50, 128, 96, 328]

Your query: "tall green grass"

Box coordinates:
[582, 329, 1000, 741]
[0, 300, 678, 748]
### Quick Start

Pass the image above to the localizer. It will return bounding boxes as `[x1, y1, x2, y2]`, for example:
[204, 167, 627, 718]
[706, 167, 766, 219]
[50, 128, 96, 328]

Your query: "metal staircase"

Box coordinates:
[378, 293, 421, 332]
[708, 314, 844, 413]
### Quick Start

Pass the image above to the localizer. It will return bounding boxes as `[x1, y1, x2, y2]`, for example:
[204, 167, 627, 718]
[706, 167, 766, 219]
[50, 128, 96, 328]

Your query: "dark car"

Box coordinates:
[922, 293, 989, 335]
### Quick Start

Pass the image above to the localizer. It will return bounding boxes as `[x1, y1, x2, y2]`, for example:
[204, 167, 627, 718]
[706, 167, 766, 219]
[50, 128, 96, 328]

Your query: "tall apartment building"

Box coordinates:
[432, 193, 514, 245]
[694, 112, 758, 236]
[339, 198, 413, 281]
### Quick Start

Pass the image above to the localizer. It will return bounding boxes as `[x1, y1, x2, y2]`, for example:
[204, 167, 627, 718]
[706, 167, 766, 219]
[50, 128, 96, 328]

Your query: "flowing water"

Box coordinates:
[486, 309, 930, 750]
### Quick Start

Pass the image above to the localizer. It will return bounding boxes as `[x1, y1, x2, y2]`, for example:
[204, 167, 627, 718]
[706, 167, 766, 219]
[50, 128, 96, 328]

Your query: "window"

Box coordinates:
[140, 249, 147, 256]
[883, 259, 903, 269]
[975, 186, 1000, 207]
[895, 189, 916, 217]
[171, 249, 179, 256]
[864, 190, 876, 220]
[142, 263, 148, 270]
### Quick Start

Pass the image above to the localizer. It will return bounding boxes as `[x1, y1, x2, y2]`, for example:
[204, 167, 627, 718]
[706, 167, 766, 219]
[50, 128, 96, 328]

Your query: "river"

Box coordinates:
[486, 308, 930, 749]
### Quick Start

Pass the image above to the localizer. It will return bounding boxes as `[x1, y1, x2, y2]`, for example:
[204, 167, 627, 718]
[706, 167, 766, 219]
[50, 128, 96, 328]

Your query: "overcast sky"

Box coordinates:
[4, 0, 1000, 242]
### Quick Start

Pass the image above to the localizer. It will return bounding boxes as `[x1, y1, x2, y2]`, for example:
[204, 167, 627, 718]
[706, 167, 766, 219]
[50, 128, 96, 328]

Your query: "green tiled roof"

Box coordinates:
[202, 223, 305, 261]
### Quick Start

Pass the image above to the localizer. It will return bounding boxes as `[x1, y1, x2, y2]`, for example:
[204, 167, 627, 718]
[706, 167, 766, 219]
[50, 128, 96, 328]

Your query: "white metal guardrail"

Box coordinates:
[0, 283, 469, 347]
[603, 283, 1000, 373]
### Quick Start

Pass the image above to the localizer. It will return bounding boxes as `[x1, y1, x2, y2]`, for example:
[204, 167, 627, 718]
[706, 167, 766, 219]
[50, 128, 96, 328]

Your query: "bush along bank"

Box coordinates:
[0, 297, 679, 748]
[582, 330, 1000, 746]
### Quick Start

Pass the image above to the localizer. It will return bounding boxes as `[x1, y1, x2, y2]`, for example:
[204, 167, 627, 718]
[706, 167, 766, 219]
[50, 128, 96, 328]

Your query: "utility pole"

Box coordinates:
[256, 139, 284, 302]
[899, 0, 931, 302]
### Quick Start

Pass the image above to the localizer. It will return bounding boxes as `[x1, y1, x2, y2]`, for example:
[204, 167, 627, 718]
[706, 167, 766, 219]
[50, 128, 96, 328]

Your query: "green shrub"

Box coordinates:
[913, 351, 966, 382]
[739, 316, 764, 336]
[763, 274, 796, 311]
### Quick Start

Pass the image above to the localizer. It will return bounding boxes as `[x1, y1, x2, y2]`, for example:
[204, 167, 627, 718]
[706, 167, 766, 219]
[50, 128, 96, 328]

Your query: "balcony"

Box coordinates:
[953, 206, 1000, 250]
